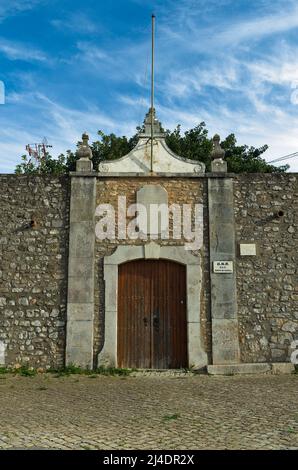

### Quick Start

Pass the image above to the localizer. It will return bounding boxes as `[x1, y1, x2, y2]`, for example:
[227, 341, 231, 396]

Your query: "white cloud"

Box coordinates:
[245, 57, 298, 87]
[0, 38, 47, 62]
[73, 39, 151, 87]
[0, 91, 138, 172]
[155, 0, 298, 55]
[51, 12, 100, 35]
[164, 61, 239, 100]
[76, 42, 108, 61]
[118, 95, 148, 108]
[217, 7, 298, 46]
[0, 0, 45, 22]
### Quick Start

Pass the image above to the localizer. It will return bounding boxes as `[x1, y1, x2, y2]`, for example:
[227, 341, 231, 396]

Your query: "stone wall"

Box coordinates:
[0, 176, 70, 368]
[0, 172, 297, 369]
[234, 173, 298, 363]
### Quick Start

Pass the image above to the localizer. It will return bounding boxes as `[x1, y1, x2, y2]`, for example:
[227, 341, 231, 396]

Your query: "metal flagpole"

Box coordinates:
[150, 14, 155, 173]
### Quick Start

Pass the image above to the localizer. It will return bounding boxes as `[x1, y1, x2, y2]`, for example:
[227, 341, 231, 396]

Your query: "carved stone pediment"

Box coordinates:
[98, 109, 205, 175]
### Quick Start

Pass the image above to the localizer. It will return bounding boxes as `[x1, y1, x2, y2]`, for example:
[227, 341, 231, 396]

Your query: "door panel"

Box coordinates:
[118, 259, 151, 368]
[117, 259, 187, 369]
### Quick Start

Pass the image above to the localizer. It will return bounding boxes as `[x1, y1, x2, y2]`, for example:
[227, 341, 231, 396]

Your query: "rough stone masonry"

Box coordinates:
[0, 176, 69, 367]
[0, 121, 297, 372]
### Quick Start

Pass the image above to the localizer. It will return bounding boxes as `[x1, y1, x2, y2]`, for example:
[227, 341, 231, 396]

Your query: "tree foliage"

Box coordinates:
[15, 122, 289, 174]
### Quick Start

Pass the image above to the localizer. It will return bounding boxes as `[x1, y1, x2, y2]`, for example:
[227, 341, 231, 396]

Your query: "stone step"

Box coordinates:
[207, 362, 295, 375]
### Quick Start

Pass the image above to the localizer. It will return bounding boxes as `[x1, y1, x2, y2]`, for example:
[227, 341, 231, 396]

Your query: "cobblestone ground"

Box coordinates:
[0, 373, 297, 450]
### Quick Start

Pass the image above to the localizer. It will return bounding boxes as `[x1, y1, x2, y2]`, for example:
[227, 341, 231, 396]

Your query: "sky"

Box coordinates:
[0, 0, 298, 172]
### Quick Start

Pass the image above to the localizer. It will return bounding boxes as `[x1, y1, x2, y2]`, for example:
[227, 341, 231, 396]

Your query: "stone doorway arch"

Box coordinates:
[97, 242, 207, 369]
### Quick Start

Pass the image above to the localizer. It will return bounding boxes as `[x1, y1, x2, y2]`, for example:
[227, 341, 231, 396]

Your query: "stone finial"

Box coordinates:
[76, 132, 93, 172]
[77, 132, 92, 160]
[140, 108, 165, 137]
[210, 134, 227, 173]
[211, 134, 225, 160]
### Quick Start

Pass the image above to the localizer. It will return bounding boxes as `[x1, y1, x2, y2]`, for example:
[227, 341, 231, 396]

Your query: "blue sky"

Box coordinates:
[0, 0, 298, 172]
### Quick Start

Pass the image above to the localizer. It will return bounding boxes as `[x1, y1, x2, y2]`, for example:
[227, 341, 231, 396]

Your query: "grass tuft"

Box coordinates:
[162, 413, 180, 422]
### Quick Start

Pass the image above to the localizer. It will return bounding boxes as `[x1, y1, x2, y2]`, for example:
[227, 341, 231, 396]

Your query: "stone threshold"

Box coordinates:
[125, 363, 296, 377]
[207, 363, 295, 375]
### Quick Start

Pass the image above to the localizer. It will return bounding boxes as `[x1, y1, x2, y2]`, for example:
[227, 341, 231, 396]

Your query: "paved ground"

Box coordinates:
[0, 372, 297, 450]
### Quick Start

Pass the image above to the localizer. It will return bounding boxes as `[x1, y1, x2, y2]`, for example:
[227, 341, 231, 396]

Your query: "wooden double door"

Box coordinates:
[117, 259, 187, 369]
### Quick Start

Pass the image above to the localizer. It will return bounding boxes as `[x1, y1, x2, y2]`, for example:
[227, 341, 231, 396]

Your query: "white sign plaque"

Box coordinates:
[240, 243, 256, 256]
[213, 261, 233, 273]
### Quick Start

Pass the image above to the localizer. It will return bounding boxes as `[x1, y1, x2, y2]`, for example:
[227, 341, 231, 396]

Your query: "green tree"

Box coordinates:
[220, 133, 288, 173]
[15, 151, 75, 175]
[15, 122, 289, 174]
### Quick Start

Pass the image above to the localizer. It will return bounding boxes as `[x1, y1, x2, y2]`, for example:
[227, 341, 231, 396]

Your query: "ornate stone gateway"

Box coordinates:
[65, 111, 239, 371]
[117, 259, 187, 369]
[62, 109, 296, 375]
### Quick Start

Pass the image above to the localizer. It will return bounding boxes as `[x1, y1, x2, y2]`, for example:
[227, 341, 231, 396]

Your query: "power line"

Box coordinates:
[268, 151, 298, 164]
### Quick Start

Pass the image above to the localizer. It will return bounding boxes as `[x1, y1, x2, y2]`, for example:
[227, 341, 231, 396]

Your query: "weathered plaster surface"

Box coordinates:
[66, 176, 96, 368]
[208, 177, 240, 365]
[98, 137, 205, 175]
